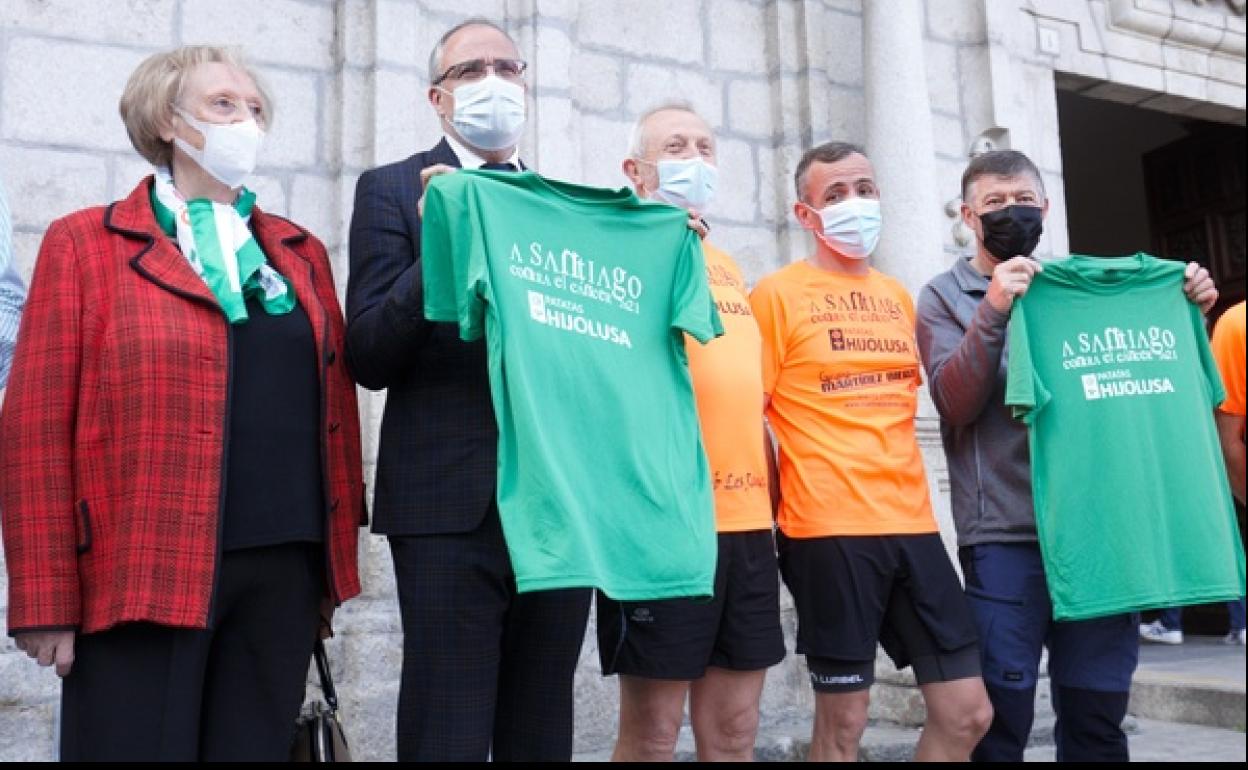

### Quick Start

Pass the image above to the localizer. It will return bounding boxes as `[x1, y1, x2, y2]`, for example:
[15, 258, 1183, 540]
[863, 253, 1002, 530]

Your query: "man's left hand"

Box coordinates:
[1183, 261, 1218, 314]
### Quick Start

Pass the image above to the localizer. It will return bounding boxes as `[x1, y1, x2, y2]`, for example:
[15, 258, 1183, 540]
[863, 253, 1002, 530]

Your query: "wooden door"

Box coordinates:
[1144, 124, 1246, 323]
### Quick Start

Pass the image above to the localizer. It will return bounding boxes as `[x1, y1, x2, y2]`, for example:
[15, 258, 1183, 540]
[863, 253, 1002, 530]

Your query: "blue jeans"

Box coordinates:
[960, 542, 1140, 763]
[1158, 598, 1247, 632]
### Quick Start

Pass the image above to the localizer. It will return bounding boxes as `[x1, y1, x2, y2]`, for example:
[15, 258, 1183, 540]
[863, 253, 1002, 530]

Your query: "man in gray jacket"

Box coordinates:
[915, 149, 1217, 762]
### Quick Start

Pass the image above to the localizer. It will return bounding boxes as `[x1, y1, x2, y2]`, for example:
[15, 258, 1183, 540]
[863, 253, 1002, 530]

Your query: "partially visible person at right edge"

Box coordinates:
[1210, 301, 1247, 644]
[915, 149, 1217, 762]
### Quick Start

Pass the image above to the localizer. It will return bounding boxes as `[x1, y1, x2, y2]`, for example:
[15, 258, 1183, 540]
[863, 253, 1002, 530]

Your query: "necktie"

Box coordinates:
[481, 162, 518, 172]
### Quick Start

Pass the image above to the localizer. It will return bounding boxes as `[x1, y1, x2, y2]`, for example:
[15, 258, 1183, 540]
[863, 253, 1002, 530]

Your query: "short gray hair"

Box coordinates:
[627, 101, 701, 159]
[427, 18, 515, 83]
[961, 149, 1045, 202]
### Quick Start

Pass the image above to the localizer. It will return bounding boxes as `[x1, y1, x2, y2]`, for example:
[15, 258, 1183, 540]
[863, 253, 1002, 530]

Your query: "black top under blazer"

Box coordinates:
[345, 139, 498, 536]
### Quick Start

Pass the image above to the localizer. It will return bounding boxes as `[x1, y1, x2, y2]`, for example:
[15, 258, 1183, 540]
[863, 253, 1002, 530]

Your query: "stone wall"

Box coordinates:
[0, 0, 1243, 762]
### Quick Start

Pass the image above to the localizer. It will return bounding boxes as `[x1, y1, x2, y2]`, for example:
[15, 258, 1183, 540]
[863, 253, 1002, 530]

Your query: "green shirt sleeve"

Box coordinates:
[421, 174, 487, 341]
[670, 232, 723, 344]
[1004, 296, 1051, 424]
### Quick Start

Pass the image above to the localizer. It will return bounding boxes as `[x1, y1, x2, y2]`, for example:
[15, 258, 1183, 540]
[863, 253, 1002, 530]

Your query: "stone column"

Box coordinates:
[862, 0, 944, 297]
[862, 0, 958, 566]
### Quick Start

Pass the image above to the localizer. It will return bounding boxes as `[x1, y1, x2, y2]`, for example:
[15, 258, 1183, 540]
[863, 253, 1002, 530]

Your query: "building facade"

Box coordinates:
[0, 0, 1243, 760]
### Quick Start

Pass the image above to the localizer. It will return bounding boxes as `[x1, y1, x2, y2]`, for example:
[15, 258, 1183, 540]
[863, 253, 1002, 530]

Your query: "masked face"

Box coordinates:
[652, 157, 717, 211]
[439, 74, 526, 152]
[978, 204, 1044, 261]
[804, 197, 883, 260]
[173, 108, 264, 190]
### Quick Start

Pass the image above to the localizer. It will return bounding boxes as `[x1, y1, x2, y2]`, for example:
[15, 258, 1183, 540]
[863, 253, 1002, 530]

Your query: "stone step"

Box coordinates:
[869, 641, 1248, 735]
[1129, 673, 1246, 731]
[1128, 635, 1247, 732]
[1024, 717, 1247, 763]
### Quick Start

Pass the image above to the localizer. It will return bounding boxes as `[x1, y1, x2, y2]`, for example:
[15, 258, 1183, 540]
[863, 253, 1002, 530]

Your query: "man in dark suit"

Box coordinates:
[345, 18, 592, 762]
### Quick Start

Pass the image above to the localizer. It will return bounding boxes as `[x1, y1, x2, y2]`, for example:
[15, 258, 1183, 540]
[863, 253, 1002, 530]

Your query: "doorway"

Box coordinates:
[1056, 88, 1245, 319]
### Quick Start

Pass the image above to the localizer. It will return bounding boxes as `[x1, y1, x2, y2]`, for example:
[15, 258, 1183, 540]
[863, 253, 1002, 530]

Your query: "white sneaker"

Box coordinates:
[1221, 629, 1246, 646]
[1139, 619, 1184, 645]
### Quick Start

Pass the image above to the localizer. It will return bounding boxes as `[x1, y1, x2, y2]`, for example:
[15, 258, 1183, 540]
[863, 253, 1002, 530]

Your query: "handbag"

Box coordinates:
[291, 639, 353, 762]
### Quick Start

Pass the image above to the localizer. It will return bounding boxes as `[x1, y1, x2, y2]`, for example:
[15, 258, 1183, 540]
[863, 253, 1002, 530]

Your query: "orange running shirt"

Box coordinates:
[750, 261, 936, 538]
[686, 243, 772, 532]
[1211, 301, 1246, 418]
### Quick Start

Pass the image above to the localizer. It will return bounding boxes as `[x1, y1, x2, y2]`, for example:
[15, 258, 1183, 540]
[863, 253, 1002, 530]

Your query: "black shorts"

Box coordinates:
[778, 532, 981, 691]
[597, 529, 787, 680]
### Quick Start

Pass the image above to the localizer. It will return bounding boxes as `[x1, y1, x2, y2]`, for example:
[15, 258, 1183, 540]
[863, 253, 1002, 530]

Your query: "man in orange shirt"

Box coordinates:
[1212, 301, 1246, 645]
[750, 142, 992, 761]
[1212, 301, 1247, 508]
[596, 103, 785, 762]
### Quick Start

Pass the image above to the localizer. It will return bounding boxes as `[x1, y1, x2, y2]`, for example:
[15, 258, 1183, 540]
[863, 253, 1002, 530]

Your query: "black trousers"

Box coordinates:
[60, 543, 324, 762]
[390, 505, 592, 762]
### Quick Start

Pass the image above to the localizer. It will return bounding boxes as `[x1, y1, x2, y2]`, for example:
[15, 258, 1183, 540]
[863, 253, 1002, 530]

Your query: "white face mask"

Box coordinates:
[652, 157, 717, 211]
[441, 75, 526, 152]
[173, 108, 264, 190]
[806, 197, 882, 260]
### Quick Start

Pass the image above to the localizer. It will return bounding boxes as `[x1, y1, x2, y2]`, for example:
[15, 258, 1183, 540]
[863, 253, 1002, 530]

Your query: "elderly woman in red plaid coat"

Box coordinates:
[0, 45, 365, 761]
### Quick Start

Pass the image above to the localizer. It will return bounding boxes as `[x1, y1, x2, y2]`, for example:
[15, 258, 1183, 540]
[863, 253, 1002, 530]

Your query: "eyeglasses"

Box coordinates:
[433, 57, 527, 86]
[179, 95, 267, 128]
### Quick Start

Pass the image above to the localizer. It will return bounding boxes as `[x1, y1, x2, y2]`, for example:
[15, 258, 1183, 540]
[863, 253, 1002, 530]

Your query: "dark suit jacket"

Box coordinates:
[346, 139, 497, 536]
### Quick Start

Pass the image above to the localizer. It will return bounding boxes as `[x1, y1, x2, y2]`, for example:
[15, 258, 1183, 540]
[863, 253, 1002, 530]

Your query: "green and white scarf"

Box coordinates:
[151, 167, 295, 324]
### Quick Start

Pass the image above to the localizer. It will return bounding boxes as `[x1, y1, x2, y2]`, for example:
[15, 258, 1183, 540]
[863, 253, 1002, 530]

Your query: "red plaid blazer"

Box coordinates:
[1, 178, 364, 635]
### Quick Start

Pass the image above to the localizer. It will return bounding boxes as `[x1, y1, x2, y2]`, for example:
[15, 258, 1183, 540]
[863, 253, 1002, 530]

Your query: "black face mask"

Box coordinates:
[978, 205, 1044, 261]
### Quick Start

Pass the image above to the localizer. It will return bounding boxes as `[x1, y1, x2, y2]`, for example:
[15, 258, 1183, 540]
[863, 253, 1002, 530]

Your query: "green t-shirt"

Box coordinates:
[1006, 253, 1245, 620]
[421, 169, 723, 600]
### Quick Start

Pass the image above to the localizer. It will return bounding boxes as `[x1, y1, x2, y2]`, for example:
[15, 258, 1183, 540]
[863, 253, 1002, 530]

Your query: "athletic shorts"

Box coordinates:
[597, 529, 787, 680]
[777, 532, 981, 692]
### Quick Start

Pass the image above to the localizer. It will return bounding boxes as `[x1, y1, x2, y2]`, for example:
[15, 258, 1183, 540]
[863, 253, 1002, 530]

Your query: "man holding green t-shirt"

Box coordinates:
[345, 19, 591, 762]
[916, 149, 1218, 762]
